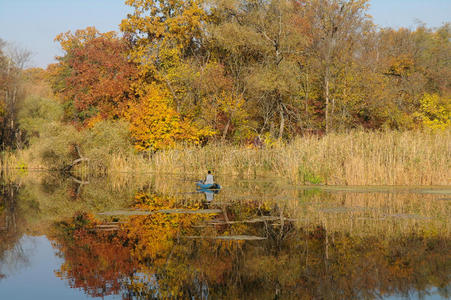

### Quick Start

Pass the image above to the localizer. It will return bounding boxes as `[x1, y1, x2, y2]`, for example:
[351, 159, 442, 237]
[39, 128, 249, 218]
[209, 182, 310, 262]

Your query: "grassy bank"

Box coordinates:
[150, 130, 450, 185]
[2, 130, 450, 185]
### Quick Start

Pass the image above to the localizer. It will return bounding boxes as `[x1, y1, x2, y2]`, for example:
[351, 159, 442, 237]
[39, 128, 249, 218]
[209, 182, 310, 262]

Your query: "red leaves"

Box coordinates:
[51, 28, 138, 126]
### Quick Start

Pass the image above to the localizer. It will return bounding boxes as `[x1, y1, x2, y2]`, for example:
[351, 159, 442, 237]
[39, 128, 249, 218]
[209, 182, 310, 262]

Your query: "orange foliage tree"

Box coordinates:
[48, 27, 138, 126]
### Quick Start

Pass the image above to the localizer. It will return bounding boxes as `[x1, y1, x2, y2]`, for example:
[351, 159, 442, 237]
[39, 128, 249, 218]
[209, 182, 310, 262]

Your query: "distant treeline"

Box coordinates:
[1, 0, 450, 153]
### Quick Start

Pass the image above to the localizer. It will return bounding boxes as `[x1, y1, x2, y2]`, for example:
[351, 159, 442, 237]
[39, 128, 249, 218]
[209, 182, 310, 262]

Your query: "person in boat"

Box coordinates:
[204, 170, 214, 185]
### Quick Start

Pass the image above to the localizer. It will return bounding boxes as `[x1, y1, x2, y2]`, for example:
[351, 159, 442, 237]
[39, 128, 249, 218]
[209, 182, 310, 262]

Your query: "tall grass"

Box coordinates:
[2, 130, 450, 185]
[149, 130, 450, 185]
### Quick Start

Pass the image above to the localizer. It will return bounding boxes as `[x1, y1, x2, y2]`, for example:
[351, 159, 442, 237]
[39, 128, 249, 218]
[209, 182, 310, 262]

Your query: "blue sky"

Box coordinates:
[0, 0, 450, 68]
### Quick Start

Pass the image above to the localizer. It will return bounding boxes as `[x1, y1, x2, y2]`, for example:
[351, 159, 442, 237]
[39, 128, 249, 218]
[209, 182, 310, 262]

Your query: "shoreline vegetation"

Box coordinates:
[1, 0, 450, 187]
[2, 130, 450, 186]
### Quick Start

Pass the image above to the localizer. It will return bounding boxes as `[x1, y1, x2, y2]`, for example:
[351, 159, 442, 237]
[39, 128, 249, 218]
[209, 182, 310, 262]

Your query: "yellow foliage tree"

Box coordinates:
[0, 101, 5, 118]
[215, 91, 249, 139]
[120, 0, 206, 83]
[126, 85, 214, 151]
[414, 93, 451, 130]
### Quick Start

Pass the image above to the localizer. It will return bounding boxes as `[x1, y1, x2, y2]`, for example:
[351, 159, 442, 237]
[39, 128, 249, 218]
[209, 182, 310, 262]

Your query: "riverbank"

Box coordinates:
[2, 130, 450, 185]
[150, 130, 450, 185]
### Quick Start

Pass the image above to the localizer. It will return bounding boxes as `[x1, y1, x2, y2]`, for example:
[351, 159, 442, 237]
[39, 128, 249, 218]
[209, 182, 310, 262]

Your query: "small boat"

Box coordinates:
[196, 181, 221, 190]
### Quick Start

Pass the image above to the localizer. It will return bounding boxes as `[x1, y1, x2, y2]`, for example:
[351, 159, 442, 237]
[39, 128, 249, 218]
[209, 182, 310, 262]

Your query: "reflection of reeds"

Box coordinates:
[0, 152, 16, 175]
[291, 190, 451, 238]
[135, 174, 451, 238]
[2, 170, 449, 239]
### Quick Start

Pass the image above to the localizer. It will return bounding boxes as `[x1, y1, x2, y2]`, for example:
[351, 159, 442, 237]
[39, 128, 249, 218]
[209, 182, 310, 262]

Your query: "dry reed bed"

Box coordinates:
[2, 130, 450, 185]
[150, 130, 451, 185]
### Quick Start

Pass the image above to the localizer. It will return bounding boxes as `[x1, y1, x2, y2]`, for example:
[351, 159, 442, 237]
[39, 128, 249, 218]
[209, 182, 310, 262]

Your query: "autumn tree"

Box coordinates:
[373, 23, 451, 128]
[120, 0, 221, 147]
[414, 93, 451, 130]
[417, 23, 451, 95]
[0, 39, 7, 144]
[208, 0, 310, 139]
[120, 0, 206, 94]
[126, 84, 214, 151]
[4, 0, 449, 161]
[302, 0, 373, 132]
[0, 39, 31, 150]
[49, 27, 138, 126]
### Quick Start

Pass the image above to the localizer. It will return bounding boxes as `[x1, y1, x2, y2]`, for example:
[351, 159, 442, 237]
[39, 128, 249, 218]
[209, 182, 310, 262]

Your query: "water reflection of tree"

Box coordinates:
[50, 213, 135, 297]
[0, 173, 141, 283]
[50, 191, 451, 299]
[13, 174, 137, 229]
[0, 181, 29, 280]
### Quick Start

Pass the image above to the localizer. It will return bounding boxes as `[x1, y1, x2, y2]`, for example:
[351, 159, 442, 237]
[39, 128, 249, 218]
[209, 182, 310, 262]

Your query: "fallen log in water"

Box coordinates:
[183, 235, 267, 241]
[98, 210, 152, 216]
[206, 216, 296, 225]
[95, 224, 120, 228]
[157, 209, 222, 214]
[98, 208, 222, 216]
[92, 228, 119, 232]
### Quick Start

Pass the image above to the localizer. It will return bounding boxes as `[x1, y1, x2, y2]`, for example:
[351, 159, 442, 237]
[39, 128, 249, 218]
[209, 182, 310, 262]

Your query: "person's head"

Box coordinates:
[208, 170, 211, 174]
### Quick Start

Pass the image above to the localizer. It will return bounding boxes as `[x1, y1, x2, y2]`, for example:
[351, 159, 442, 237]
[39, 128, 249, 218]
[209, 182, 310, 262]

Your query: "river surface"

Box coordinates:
[0, 173, 450, 299]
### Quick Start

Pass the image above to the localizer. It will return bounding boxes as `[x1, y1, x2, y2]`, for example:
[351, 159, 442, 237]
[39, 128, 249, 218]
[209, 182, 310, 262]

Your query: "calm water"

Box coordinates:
[0, 173, 450, 299]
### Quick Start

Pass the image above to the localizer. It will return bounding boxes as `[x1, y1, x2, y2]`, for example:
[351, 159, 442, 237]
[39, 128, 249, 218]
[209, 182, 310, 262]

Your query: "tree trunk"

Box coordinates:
[63, 157, 89, 172]
[278, 104, 285, 140]
[63, 145, 89, 172]
[331, 97, 335, 130]
[269, 121, 275, 138]
[305, 72, 309, 115]
[324, 73, 330, 134]
[222, 118, 230, 141]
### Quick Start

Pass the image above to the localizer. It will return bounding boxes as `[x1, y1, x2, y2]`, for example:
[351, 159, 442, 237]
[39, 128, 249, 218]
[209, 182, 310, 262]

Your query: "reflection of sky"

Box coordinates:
[0, 234, 448, 300]
[0, 235, 121, 300]
[0, 236, 32, 277]
[382, 287, 450, 300]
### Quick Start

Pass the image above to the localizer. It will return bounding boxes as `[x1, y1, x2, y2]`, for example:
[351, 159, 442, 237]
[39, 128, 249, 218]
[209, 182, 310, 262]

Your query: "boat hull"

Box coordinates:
[196, 182, 221, 190]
